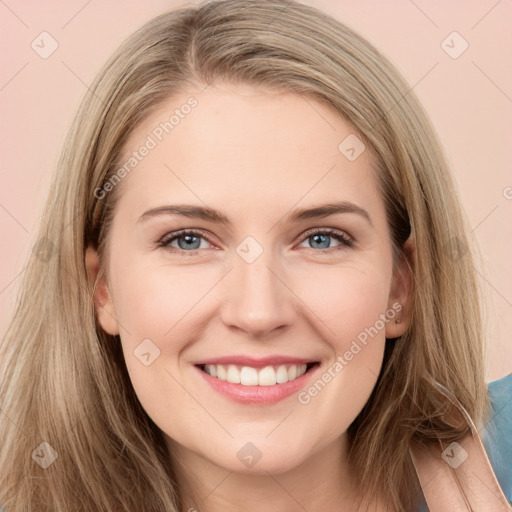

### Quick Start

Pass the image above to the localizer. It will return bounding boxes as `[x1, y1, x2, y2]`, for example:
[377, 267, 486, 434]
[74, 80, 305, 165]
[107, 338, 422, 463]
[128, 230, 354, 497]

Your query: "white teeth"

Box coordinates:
[205, 364, 217, 378]
[276, 365, 289, 384]
[258, 366, 277, 386]
[297, 364, 307, 377]
[202, 363, 310, 386]
[240, 366, 258, 386]
[216, 365, 227, 381]
[226, 364, 241, 384]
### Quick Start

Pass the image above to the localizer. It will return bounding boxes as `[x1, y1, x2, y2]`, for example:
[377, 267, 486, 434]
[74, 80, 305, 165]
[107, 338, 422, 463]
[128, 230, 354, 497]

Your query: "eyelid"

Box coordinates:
[158, 228, 218, 248]
[296, 226, 353, 244]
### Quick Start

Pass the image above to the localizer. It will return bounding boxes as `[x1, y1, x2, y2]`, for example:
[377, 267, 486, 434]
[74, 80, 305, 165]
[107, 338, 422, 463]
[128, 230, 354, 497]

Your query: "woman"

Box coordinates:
[1, 0, 510, 510]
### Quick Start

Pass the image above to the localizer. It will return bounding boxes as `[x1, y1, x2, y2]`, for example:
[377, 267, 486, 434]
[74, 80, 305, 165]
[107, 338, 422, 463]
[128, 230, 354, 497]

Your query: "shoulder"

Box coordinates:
[416, 373, 512, 512]
[482, 372, 512, 504]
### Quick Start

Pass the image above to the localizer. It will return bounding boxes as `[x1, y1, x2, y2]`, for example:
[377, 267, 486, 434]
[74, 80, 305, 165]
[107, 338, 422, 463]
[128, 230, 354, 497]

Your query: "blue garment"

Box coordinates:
[417, 372, 512, 511]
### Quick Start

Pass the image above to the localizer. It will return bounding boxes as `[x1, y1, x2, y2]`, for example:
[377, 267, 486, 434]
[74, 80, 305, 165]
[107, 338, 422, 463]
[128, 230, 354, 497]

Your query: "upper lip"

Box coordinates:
[194, 355, 317, 368]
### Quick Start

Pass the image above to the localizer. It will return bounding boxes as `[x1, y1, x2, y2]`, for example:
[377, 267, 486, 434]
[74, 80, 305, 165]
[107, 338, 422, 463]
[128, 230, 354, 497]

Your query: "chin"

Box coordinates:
[221, 448, 307, 476]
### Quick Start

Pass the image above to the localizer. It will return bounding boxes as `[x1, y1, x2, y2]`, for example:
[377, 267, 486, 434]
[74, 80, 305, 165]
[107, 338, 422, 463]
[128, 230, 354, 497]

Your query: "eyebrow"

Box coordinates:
[137, 201, 373, 227]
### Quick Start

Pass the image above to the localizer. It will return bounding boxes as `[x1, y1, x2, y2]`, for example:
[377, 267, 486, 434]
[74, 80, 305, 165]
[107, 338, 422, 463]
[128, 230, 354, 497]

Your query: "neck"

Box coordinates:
[166, 435, 385, 512]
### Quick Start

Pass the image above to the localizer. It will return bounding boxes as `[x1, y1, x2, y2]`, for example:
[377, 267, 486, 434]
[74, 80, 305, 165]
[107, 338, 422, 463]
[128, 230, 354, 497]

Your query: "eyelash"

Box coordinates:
[158, 227, 354, 255]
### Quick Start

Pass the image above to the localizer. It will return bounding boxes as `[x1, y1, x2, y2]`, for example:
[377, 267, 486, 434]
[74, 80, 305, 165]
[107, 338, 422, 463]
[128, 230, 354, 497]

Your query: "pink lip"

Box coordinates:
[194, 363, 320, 406]
[194, 355, 314, 369]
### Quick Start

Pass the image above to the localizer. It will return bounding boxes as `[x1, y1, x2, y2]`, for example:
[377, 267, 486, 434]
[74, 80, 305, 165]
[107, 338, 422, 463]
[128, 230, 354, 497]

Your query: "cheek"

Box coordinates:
[110, 257, 213, 342]
[108, 259, 221, 427]
[293, 265, 390, 436]
[109, 260, 208, 440]
[296, 263, 391, 347]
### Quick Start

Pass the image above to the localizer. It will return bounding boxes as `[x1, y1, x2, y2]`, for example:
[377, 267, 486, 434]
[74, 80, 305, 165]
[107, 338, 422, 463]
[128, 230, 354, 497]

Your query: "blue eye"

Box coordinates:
[159, 229, 212, 252]
[158, 227, 353, 254]
[298, 228, 353, 253]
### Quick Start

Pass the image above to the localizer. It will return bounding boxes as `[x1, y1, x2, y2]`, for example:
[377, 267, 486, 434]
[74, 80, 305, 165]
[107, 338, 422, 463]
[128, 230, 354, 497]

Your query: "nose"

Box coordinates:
[219, 247, 296, 339]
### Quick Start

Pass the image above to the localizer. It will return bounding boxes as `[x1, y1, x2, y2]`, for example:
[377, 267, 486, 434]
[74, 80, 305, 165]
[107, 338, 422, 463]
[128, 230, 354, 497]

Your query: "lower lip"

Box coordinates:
[195, 365, 319, 405]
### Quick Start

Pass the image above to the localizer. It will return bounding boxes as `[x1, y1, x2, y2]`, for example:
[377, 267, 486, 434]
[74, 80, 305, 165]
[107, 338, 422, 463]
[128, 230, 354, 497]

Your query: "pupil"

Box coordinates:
[179, 235, 200, 250]
[312, 234, 329, 248]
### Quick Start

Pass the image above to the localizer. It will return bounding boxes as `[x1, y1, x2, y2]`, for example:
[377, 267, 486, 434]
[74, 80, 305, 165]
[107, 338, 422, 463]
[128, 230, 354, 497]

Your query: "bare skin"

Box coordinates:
[86, 81, 413, 511]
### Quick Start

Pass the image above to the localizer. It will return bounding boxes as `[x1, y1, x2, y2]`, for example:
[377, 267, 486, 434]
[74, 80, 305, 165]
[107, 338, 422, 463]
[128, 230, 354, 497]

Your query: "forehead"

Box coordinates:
[115, 82, 381, 219]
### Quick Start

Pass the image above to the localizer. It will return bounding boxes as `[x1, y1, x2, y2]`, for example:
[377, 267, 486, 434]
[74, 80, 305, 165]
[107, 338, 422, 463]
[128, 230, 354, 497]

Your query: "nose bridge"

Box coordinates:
[220, 240, 294, 337]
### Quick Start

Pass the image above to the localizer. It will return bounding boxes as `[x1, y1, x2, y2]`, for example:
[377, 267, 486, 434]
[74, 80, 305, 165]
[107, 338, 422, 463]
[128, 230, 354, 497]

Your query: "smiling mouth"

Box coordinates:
[197, 362, 319, 386]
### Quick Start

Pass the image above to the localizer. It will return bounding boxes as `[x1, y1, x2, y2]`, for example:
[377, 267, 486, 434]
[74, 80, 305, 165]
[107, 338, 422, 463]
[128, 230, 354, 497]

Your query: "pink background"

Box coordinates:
[1, 0, 511, 380]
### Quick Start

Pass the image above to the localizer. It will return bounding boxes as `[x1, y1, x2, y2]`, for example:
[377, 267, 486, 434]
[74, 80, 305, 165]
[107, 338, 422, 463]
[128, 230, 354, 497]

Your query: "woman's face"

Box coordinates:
[87, 81, 411, 476]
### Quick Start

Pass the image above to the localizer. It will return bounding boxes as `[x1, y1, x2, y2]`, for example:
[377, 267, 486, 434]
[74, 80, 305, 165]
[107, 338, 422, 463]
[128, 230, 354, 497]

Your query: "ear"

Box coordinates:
[385, 238, 414, 339]
[85, 245, 120, 336]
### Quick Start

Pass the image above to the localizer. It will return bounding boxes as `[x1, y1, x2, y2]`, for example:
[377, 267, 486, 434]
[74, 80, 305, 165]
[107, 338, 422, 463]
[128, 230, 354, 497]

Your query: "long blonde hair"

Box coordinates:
[0, 1, 488, 510]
